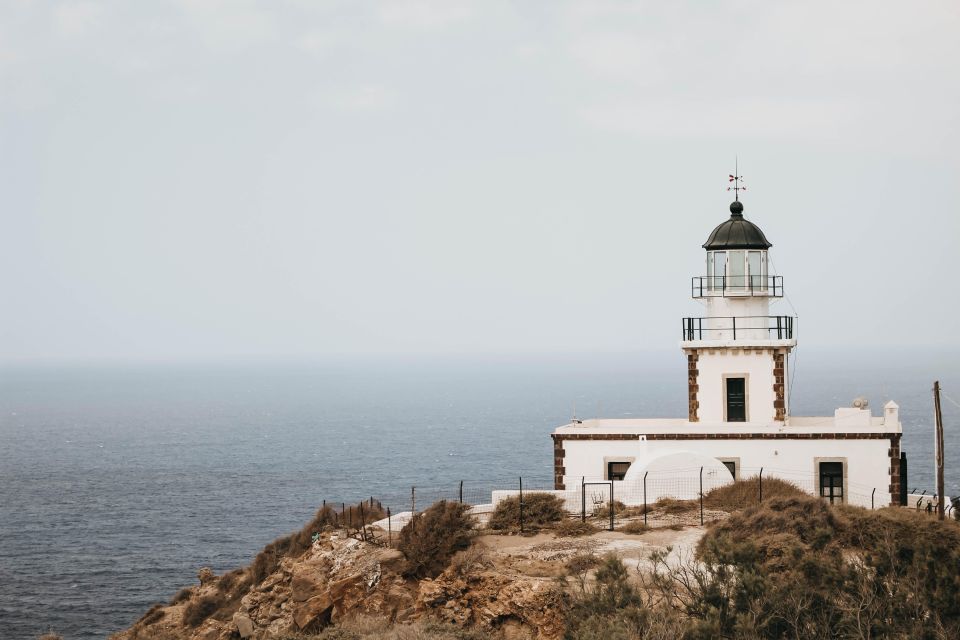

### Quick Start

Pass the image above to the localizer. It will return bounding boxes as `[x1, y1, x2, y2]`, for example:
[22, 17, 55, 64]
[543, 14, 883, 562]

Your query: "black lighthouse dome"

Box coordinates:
[702, 201, 772, 250]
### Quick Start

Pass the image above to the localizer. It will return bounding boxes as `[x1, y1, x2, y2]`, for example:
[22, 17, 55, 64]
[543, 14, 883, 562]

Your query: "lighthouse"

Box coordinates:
[683, 197, 794, 424]
[549, 177, 905, 508]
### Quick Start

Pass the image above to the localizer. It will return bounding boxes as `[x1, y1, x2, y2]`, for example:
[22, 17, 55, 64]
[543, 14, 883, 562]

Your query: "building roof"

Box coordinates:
[702, 201, 773, 250]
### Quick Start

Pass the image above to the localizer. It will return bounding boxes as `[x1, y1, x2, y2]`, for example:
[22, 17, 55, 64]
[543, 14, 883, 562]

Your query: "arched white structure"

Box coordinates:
[620, 451, 735, 503]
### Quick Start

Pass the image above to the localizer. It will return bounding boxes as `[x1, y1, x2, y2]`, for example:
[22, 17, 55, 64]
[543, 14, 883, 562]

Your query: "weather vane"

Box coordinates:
[727, 158, 745, 201]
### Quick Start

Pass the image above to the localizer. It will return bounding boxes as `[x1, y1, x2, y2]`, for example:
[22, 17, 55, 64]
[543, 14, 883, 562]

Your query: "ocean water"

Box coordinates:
[1, 349, 958, 640]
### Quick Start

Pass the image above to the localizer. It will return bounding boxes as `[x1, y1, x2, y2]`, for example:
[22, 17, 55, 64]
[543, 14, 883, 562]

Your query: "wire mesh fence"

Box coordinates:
[312, 466, 948, 545]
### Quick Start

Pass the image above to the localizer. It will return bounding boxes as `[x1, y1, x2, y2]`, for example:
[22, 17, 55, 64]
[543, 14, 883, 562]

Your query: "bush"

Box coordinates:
[565, 554, 650, 640]
[653, 497, 696, 514]
[619, 521, 649, 535]
[703, 476, 804, 511]
[591, 500, 626, 518]
[137, 603, 165, 626]
[182, 593, 226, 628]
[398, 500, 474, 578]
[488, 493, 565, 530]
[555, 519, 598, 537]
[449, 545, 493, 576]
[170, 587, 193, 604]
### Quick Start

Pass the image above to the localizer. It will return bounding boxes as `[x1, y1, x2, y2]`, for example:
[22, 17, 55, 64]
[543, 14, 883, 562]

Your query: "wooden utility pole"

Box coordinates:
[934, 381, 945, 521]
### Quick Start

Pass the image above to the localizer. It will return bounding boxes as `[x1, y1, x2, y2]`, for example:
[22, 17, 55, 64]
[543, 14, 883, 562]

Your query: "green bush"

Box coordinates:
[488, 493, 565, 530]
[398, 500, 474, 578]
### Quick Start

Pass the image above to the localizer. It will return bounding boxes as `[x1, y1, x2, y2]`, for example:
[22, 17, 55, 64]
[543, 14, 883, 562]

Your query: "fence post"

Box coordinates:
[643, 471, 648, 526]
[699, 466, 704, 526]
[608, 481, 614, 531]
[359, 503, 366, 541]
[387, 507, 392, 547]
[519, 476, 524, 533]
[581, 476, 586, 523]
[459, 480, 463, 504]
[871, 488, 876, 510]
[759, 468, 764, 503]
[411, 486, 416, 515]
[342, 502, 346, 528]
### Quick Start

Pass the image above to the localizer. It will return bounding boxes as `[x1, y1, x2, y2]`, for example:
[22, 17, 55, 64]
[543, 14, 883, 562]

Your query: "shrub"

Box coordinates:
[449, 545, 493, 577]
[653, 497, 695, 514]
[170, 587, 193, 604]
[703, 476, 804, 511]
[566, 554, 649, 640]
[488, 493, 565, 530]
[182, 593, 226, 628]
[619, 521, 649, 535]
[398, 500, 474, 578]
[251, 500, 387, 585]
[137, 603, 165, 626]
[555, 519, 598, 537]
[216, 568, 244, 593]
[591, 500, 626, 518]
[37, 634, 63, 640]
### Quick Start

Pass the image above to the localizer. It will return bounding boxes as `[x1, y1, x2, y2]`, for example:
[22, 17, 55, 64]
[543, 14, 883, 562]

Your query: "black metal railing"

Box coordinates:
[691, 275, 783, 298]
[681, 315, 794, 341]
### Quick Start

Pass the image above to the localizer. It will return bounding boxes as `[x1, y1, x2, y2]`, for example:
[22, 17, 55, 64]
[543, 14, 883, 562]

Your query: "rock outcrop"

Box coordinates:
[112, 529, 580, 640]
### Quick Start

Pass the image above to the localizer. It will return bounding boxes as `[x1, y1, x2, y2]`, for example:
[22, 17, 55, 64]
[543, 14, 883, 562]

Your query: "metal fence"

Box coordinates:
[320, 466, 948, 544]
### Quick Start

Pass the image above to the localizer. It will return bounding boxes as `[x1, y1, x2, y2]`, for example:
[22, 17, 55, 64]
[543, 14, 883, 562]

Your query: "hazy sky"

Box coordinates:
[2, 1, 958, 363]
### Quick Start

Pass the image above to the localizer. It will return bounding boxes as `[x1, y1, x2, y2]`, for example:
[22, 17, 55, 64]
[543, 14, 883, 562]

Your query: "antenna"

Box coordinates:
[727, 157, 746, 201]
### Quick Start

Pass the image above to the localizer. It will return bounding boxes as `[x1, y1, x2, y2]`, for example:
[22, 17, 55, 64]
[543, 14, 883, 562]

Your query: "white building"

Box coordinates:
[551, 198, 904, 508]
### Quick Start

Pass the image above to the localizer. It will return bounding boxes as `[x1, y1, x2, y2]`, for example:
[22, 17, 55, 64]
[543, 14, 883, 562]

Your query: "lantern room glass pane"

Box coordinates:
[748, 251, 762, 290]
[728, 251, 745, 289]
[712, 252, 726, 290]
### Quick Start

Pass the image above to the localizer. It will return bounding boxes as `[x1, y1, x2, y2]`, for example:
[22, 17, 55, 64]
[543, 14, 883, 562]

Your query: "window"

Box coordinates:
[722, 461, 737, 479]
[747, 251, 762, 290]
[607, 461, 631, 481]
[726, 377, 746, 422]
[728, 250, 745, 289]
[819, 462, 844, 504]
[711, 252, 726, 291]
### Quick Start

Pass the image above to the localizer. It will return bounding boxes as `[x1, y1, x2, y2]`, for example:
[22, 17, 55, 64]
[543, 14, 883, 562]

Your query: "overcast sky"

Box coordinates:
[1, 1, 958, 364]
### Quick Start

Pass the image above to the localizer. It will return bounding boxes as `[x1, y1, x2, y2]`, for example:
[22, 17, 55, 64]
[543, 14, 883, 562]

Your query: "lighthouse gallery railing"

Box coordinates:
[681, 315, 794, 341]
[691, 275, 784, 298]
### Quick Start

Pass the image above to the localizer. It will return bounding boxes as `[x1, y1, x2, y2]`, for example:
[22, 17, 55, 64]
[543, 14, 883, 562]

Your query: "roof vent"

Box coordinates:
[852, 397, 869, 409]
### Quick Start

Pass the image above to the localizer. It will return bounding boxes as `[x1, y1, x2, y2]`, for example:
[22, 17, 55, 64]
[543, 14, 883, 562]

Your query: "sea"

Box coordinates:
[1, 348, 958, 640]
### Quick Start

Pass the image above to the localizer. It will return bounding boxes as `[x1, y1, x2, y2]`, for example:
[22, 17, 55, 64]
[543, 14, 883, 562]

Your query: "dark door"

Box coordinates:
[819, 462, 844, 504]
[726, 377, 746, 422]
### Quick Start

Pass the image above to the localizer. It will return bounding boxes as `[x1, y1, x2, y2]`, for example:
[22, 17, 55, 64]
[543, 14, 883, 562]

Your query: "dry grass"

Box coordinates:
[137, 604, 165, 626]
[619, 520, 650, 535]
[182, 593, 226, 628]
[554, 518, 599, 537]
[252, 500, 386, 585]
[449, 545, 493, 577]
[285, 616, 499, 639]
[488, 493, 565, 531]
[703, 476, 804, 511]
[37, 634, 64, 640]
[169, 587, 193, 604]
[653, 497, 696, 514]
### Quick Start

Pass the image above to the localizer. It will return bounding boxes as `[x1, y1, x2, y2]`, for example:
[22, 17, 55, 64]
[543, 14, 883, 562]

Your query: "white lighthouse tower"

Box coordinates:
[549, 174, 904, 508]
[683, 191, 795, 424]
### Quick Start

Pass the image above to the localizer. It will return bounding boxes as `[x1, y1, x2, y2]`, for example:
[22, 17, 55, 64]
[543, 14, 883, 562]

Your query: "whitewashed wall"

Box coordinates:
[696, 350, 778, 423]
[561, 437, 894, 508]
